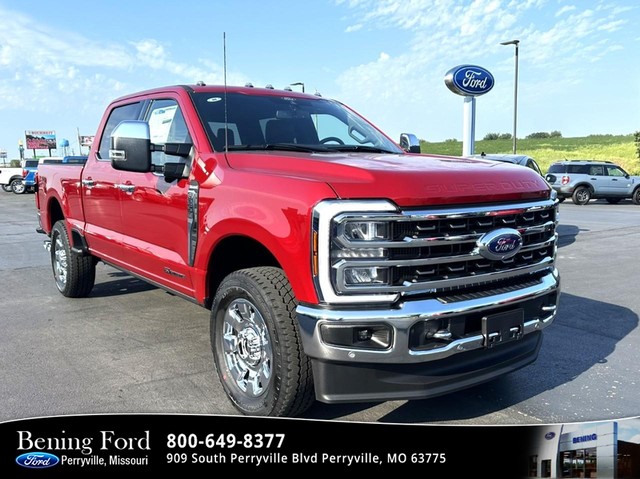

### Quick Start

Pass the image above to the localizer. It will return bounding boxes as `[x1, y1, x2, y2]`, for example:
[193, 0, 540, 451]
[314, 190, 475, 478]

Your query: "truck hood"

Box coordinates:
[225, 151, 550, 207]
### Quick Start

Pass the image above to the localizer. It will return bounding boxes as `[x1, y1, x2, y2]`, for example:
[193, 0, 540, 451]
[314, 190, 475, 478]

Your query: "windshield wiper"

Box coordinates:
[226, 144, 330, 153]
[326, 145, 397, 154]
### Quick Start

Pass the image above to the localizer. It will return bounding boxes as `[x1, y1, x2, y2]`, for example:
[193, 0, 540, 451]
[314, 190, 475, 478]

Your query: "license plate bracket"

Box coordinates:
[482, 309, 524, 348]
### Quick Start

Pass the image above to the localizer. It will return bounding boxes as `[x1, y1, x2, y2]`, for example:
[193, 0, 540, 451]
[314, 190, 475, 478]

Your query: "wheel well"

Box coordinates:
[48, 199, 64, 231]
[205, 236, 280, 309]
[573, 183, 594, 193]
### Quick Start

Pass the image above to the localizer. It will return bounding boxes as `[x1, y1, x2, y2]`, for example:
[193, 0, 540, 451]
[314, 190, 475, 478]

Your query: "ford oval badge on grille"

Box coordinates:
[477, 228, 523, 261]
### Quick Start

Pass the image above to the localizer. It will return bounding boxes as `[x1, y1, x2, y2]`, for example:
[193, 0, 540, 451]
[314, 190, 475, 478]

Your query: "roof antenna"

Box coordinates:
[223, 32, 228, 153]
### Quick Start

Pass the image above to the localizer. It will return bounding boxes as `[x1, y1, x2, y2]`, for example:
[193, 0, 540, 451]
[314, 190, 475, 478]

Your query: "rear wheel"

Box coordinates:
[211, 267, 314, 417]
[572, 186, 591, 205]
[11, 179, 25, 194]
[633, 188, 640, 205]
[51, 221, 96, 297]
[605, 197, 622, 204]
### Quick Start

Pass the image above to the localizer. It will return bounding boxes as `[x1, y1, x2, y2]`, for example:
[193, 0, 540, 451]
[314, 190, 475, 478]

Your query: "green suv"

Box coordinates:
[545, 160, 640, 205]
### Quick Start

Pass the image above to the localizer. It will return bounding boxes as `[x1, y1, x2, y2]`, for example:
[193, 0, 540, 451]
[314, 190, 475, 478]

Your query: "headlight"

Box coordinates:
[342, 221, 390, 241]
[312, 200, 399, 304]
[344, 266, 390, 285]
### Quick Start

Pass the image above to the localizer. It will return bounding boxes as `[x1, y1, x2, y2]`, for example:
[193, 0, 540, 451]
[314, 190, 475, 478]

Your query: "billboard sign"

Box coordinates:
[25, 130, 57, 150]
[79, 135, 95, 146]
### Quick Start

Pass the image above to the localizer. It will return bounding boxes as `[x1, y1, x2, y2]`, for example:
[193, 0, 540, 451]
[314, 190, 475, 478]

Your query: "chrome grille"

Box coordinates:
[331, 199, 558, 296]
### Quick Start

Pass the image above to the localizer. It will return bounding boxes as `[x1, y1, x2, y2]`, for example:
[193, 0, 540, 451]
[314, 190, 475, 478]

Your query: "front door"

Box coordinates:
[118, 98, 195, 296]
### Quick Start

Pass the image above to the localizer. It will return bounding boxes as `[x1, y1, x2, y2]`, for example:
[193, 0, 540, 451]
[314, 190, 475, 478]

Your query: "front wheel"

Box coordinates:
[11, 179, 25, 194]
[211, 267, 314, 417]
[51, 221, 96, 297]
[1, 184, 12, 192]
[633, 189, 640, 205]
[572, 186, 591, 205]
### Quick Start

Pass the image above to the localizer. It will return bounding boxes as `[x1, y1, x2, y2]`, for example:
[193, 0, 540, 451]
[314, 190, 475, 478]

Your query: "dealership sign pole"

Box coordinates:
[444, 65, 494, 156]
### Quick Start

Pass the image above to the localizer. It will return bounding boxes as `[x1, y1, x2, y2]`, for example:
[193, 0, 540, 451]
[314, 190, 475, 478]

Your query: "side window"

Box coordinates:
[97, 102, 143, 160]
[606, 166, 626, 177]
[588, 165, 604, 176]
[146, 99, 192, 166]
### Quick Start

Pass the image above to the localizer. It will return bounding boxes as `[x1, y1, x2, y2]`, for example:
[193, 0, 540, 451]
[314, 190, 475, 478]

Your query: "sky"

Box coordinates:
[0, 0, 638, 159]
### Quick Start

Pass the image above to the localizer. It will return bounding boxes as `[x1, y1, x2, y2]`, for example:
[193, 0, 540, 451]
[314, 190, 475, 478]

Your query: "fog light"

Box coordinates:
[320, 324, 392, 350]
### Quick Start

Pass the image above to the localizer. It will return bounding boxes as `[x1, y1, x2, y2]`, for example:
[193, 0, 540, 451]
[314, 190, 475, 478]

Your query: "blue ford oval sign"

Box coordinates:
[444, 65, 495, 96]
[477, 228, 523, 261]
[16, 452, 60, 469]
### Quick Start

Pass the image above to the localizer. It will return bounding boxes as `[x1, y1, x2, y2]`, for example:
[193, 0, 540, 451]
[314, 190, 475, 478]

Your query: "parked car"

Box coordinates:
[0, 165, 23, 192]
[11, 159, 39, 194]
[546, 160, 640, 205]
[472, 153, 543, 177]
[36, 83, 559, 417]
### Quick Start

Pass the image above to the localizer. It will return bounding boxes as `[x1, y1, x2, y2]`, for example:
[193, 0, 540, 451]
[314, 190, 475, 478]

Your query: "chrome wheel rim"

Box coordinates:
[53, 236, 68, 290]
[222, 298, 272, 398]
[13, 181, 25, 193]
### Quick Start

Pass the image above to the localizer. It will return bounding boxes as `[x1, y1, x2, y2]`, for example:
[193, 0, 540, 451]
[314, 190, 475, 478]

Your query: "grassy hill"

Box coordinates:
[420, 134, 640, 174]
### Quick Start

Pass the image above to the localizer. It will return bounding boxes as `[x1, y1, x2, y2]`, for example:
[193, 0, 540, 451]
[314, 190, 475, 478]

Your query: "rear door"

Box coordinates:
[117, 97, 196, 296]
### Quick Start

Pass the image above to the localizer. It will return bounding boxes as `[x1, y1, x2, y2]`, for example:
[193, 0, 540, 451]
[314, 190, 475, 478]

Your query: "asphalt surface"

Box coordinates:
[1, 193, 639, 424]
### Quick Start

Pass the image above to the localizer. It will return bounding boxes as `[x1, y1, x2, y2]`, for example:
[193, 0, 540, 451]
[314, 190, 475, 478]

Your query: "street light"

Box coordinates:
[501, 39, 519, 154]
[290, 82, 305, 93]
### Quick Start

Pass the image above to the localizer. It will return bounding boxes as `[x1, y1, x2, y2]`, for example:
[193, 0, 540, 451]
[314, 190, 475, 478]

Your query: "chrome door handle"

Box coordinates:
[116, 183, 135, 194]
[82, 179, 95, 188]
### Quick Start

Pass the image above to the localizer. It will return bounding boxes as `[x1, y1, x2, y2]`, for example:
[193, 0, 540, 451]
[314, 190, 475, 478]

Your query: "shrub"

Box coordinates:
[550, 130, 562, 138]
[10, 160, 20, 167]
[483, 132, 500, 140]
[635, 131, 640, 160]
[499, 133, 512, 140]
[526, 132, 551, 139]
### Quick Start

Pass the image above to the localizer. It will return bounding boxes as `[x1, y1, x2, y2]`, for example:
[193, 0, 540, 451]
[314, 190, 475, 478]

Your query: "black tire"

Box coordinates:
[605, 197, 622, 204]
[211, 267, 314, 417]
[11, 179, 25, 194]
[50, 221, 95, 297]
[572, 186, 591, 205]
[1, 184, 12, 192]
[633, 188, 640, 205]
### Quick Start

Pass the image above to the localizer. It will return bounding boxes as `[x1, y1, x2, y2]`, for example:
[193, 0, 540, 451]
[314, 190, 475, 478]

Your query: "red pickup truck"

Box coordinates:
[36, 84, 560, 416]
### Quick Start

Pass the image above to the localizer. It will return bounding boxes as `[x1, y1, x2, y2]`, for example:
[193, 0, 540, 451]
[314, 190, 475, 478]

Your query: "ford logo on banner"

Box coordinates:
[16, 452, 60, 469]
[444, 65, 495, 96]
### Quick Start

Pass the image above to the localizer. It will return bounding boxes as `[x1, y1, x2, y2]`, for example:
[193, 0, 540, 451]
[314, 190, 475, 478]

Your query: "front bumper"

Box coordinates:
[296, 268, 560, 403]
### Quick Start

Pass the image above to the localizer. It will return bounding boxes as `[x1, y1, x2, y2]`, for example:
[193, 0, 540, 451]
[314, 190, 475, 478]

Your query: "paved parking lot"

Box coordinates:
[1, 193, 639, 424]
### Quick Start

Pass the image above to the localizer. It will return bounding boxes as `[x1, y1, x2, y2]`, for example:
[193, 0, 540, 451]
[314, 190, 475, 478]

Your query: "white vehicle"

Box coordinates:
[0, 166, 23, 192]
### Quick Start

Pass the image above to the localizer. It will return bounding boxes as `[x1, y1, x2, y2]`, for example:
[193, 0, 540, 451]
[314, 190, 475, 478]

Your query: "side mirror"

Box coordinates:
[110, 121, 152, 173]
[399, 133, 421, 153]
[163, 162, 189, 182]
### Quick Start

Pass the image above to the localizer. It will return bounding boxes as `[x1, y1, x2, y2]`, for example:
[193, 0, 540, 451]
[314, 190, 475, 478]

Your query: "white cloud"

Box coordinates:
[345, 23, 363, 32]
[556, 5, 576, 17]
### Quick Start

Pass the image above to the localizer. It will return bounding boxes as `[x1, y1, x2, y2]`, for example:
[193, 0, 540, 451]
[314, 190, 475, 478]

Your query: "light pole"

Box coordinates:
[290, 82, 305, 93]
[501, 39, 519, 154]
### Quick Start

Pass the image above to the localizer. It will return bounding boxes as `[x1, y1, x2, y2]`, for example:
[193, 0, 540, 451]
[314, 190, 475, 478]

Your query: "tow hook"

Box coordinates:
[44, 239, 51, 252]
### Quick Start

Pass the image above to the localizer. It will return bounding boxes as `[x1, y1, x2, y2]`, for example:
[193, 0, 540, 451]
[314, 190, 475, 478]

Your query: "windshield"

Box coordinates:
[191, 92, 403, 154]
